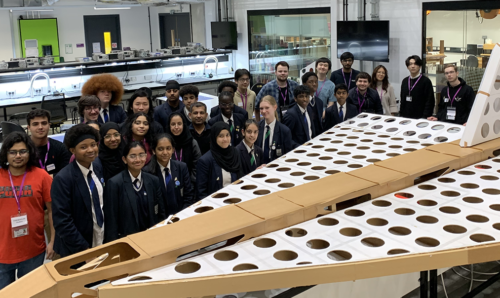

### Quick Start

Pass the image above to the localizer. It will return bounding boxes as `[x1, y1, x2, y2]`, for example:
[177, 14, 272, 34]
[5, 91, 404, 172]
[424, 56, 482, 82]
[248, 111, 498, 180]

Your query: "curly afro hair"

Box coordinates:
[81, 73, 124, 105]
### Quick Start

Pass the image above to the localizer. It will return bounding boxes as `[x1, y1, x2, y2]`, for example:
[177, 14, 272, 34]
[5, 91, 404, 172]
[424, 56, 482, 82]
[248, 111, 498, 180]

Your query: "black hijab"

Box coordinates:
[166, 112, 196, 173]
[210, 122, 243, 177]
[98, 122, 125, 181]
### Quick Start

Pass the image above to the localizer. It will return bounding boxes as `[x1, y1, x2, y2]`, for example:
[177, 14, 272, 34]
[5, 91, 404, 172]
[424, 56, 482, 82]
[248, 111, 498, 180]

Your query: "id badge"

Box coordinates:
[237, 102, 243, 107]
[444, 97, 449, 103]
[406, 96, 412, 102]
[277, 149, 283, 156]
[46, 164, 56, 172]
[447, 107, 456, 121]
[11, 213, 29, 238]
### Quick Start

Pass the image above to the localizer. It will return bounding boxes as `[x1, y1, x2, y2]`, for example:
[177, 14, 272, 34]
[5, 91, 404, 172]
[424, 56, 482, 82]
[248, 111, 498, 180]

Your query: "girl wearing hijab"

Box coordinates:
[98, 122, 125, 182]
[165, 112, 201, 184]
[196, 122, 243, 199]
[123, 112, 154, 165]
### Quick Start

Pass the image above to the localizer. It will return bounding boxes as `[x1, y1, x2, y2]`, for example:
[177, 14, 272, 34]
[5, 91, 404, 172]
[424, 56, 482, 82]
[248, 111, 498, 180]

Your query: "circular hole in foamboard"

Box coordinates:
[485, 102, 490, 115]
[417, 122, 429, 128]
[128, 276, 152, 281]
[254, 238, 277, 248]
[461, 183, 479, 189]
[407, 140, 420, 144]
[318, 217, 339, 226]
[290, 171, 306, 176]
[388, 249, 410, 255]
[267, 164, 279, 168]
[327, 250, 352, 261]
[447, 127, 461, 133]
[395, 192, 414, 199]
[416, 215, 439, 224]
[439, 206, 461, 214]
[347, 136, 359, 140]
[253, 189, 271, 195]
[494, 120, 500, 135]
[389, 226, 412, 236]
[212, 192, 229, 198]
[357, 114, 368, 118]
[304, 176, 320, 181]
[305, 142, 313, 146]
[481, 175, 499, 181]
[372, 125, 383, 130]
[483, 188, 500, 195]
[278, 183, 295, 188]
[311, 166, 326, 171]
[443, 225, 467, 234]
[348, 164, 363, 169]
[421, 143, 433, 147]
[285, 228, 307, 237]
[367, 218, 388, 226]
[463, 196, 483, 204]
[344, 143, 357, 147]
[475, 164, 492, 169]
[400, 120, 412, 125]
[385, 118, 396, 123]
[336, 134, 347, 137]
[306, 239, 330, 250]
[233, 264, 259, 271]
[340, 227, 362, 237]
[175, 262, 201, 274]
[431, 124, 445, 131]
[391, 137, 404, 141]
[214, 250, 239, 261]
[418, 199, 438, 207]
[325, 131, 335, 134]
[418, 184, 437, 191]
[482, 123, 490, 138]
[252, 173, 267, 179]
[470, 234, 495, 243]
[307, 153, 320, 157]
[489, 204, 500, 211]
[358, 123, 369, 127]
[337, 151, 351, 155]
[297, 262, 312, 265]
[171, 217, 180, 223]
[467, 215, 489, 223]
[333, 160, 348, 164]
[373, 200, 392, 207]
[294, 149, 307, 154]
[274, 250, 298, 261]
[395, 208, 416, 216]
[276, 167, 291, 172]
[360, 139, 373, 143]
[415, 237, 440, 247]
[265, 178, 281, 183]
[312, 145, 325, 149]
[223, 198, 241, 204]
[352, 155, 367, 159]
[331, 140, 343, 144]
[233, 180, 244, 185]
[378, 135, 391, 138]
[285, 158, 299, 163]
[496, 77, 500, 90]
[367, 159, 382, 163]
[241, 185, 258, 190]
[320, 138, 332, 141]
[495, 159, 500, 163]
[319, 156, 333, 160]
[361, 237, 385, 247]
[404, 148, 417, 152]
[195, 206, 214, 213]
[371, 116, 382, 120]
[434, 136, 448, 143]
[345, 209, 365, 217]
[374, 142, 387, 146]
[365, 132, 376, 135]
[458, 170, 476, 175]
[438, 177, 456, 183]
[386, 127, 398, 132]
[389, 145, 402, 149]
[494, 223, 500, 231]
[386, 153, 400, 157]
[418, 133, 432, 139]
[325, 148, 338, 153]
[326, 170, 341, 175]
[372, 149, 386, 154]
[441, 190, 461, 197]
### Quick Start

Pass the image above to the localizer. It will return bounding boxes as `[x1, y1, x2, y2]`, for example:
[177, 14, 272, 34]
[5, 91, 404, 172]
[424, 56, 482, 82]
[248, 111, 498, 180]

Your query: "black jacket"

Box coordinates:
[208, 113, 246, 147]
[256, 120, 294, 163]
[236, 142, 264, 176]
[347, 88, 383, 115]
[324, 102, 359, 130]
[330, 68, 360, 90]
[436, 77, 475, 125]
[210, 105, 249, 119]
[153, 101, 186, 131]
[282, 104, 321, 147]
[98, 105, 127, 124]
[400, 75, 435, 119]
[196, 151, 239, 199]
[36, 138, 71, 177]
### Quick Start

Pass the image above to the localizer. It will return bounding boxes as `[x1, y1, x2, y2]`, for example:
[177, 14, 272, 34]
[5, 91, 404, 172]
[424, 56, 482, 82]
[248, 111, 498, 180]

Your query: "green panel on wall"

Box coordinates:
[19, 18, 60, 62]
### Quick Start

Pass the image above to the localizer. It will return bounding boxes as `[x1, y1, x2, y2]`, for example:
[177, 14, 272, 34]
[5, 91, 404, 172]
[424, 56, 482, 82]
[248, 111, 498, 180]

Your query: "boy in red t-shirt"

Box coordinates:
[0, 132, 54, 290]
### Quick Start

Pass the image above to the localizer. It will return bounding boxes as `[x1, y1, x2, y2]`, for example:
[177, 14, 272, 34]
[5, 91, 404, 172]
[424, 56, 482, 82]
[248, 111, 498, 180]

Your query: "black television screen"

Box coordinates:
[211, 22, 238, 50]
[337, 21, 390, 62]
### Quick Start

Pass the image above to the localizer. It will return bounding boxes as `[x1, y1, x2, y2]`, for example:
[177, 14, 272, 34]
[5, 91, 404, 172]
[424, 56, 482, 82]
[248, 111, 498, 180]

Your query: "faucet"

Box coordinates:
[203, 56, 218, 77]
[30, 72, 51, 98]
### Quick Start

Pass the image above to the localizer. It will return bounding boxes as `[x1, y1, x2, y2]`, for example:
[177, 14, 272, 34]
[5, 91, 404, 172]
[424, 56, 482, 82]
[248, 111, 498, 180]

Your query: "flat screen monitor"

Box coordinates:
[337, 21, 390, 62]
[211, 22, 238, 50]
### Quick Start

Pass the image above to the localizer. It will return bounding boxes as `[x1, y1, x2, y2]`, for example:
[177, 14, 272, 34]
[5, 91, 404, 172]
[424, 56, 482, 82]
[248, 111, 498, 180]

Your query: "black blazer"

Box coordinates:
[236, 142, 264, 176]
[256, 120, 294, 163]
[98, 105, 127, 124]
[196, 151, 239, 199]
[282, 104, 320, 147]
[51, 160, 104, 257]
[210, 105, 249, 119]
[324, 102, 359, 130]
[103, 170, 166, 243]
[347, 88, 384, 115]
[153, 101, 186, 131]
[208, 113, 246, 147]
[330, 68, 360, 90]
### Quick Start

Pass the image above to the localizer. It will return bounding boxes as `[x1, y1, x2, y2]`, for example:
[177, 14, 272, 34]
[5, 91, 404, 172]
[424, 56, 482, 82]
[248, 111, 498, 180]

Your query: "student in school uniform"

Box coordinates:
[98, 122, 125, 182]
[236, 119, 264, 176]
[122, 112, 155, 165]
[302, 71, 324, 132]
[51, 124, 105, 257]
[234, 69, 257, 119]
[125, 89, 163, 135]
[78, 95, 101, 123]
[154, 80, 187, 131]
[179, 85, 200, 126]
[347, 72, 383, 115]
[210, 81, 248, 119]
[256, 95, 294, 163]
[196, 122, 244, 199]
[208, 91, 246, 147]
[283, 85, 321, 147]
[144, 134, 194, 213]
[330, 52, 360, 91]
[81, 73, 127, 124]
[103, 141, 166, 243]
[324, 83, 359, 130]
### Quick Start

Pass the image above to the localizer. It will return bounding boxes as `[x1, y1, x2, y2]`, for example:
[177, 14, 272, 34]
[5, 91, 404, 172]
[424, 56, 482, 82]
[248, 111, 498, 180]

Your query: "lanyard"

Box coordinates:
[342, 69, 352, 90]
[174, 149, 183, 161]
[408, 74, 422, 95]
[8, 171, 27, 214]
[378, 87, 384, 99]
[39, 141, 50, 170]
[240, 91, 248, 110]
[278, 84, 288, 105]
[315, 80, 327, 97]
[356, 88, 366, 113]
[447, 86, 463, 106]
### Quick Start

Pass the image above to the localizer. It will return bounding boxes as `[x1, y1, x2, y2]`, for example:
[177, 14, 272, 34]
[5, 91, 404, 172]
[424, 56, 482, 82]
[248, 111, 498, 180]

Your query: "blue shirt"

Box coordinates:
[255, 79, 299, 111]
[315, 79, 336, 113]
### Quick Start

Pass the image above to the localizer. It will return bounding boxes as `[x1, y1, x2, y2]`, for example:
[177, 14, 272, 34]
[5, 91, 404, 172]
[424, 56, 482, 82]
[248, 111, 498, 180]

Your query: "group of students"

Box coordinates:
[0, 51, 477, 289]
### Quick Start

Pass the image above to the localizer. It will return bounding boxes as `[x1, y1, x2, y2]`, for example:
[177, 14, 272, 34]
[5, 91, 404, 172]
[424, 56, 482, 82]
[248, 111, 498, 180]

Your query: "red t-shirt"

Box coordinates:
[0, 167, 52, 264]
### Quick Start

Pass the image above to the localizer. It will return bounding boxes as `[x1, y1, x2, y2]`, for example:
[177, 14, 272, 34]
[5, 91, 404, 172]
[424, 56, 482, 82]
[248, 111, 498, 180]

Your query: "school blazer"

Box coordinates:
[310, 96, 324, 132]
[208, 113, 246, 147]
[103, 170, 165, 243]
[98, 105, 127, 124]
[153, 101, 186, 131]
[236, 142, 264, 176]
[210, 105, 249, 119]
[323, 103, 359, 130]
[256, 120, 294, 162]
[282, 104, 320, 147]
[196, 151, 239, 199]
[51, 160, 104, 257]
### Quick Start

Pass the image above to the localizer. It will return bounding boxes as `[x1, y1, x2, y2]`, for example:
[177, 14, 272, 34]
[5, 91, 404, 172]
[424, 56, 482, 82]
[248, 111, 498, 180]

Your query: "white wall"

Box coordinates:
[0, 10, 14, 61]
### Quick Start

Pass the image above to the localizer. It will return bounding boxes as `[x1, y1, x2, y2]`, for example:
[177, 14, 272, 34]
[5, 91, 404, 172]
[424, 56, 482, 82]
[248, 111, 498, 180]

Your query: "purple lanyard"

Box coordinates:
[408, 74, 422, 95]
[240, 92, 248, 110]
[447, 86, 463, 106]
[356, 88, 366, 113]
[342, 69, 352, 90]
[174, 149, 183, 161]
[315, 80, 326, 97]
[39, 141, 50, 170]
[8, 171, 27, 214]
[379, 87, 384, 99]
[278, 85, 288, 105]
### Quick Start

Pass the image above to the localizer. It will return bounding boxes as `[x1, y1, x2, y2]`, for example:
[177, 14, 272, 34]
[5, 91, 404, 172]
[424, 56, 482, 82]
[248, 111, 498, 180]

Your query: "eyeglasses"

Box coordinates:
[84, 106, 100, 112]
[220, 102, 234, 107]
[104, 133, 121, 140]
[128, 153, 147, 160]
[8, 149, 29, 156]
[238, 78, 250, 82]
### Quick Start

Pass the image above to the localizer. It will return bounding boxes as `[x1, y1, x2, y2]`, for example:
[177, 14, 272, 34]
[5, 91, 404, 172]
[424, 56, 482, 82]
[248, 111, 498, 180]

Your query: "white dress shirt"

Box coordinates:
[158, 161, 171, 187]
[242, 140, 255, 163]
[76, 161, 104, 248]
[129, 171, 143, 191]
[297, 105, 312, 138]
[221, 113, 234, 126]
[336, 101, 346, 122]
[222, 168, 232, 187]
[262, 118, 276, 150]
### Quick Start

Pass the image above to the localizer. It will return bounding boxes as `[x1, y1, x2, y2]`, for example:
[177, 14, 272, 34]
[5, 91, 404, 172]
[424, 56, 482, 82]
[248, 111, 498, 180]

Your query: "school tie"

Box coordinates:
[264, 125, 271, 163]
[303, 112, 310, 141]
[228, 119, 234, 145]
[339, 105, 344, 122]
[87, 171, 103, 227]
[133, 178, 140, 191]
[103, 108, 109, 123]
[164, 168, 171, 189]
[249, 149, 256, 171]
